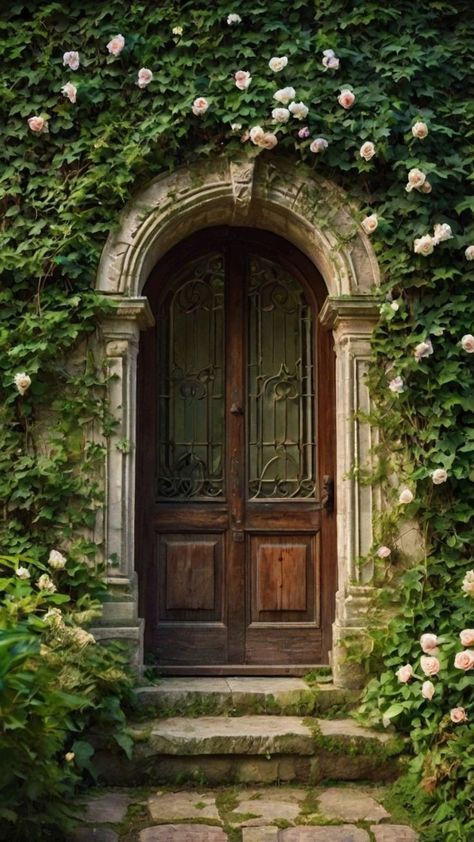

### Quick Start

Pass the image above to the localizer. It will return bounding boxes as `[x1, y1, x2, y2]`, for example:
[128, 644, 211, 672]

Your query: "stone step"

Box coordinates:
[95, 715, 405, 786]
[135, 677, 359, 716]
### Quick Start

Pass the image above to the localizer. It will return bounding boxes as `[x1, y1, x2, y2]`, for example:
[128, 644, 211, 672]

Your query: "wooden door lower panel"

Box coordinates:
[245, 532, 322, 664]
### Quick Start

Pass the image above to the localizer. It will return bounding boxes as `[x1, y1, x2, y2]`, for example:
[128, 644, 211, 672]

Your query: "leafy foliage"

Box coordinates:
[0, 0, 473, 838]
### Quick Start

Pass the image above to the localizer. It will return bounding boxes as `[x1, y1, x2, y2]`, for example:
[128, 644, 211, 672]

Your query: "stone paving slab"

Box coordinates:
[318, 719, 392, 743]
[371, 825, 419, 841]
[230, 796, 300, 826]
[67, 829, 119, 842]
[148, 790, 220, 822]
[243, 827, 370, 841]
[139, 826, 228, 841]
[81, 790, 132, 823]
[317, 786, 390, 822]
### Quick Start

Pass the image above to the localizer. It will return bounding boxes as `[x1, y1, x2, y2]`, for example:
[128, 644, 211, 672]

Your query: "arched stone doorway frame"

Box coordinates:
[95, 155, 380, 687]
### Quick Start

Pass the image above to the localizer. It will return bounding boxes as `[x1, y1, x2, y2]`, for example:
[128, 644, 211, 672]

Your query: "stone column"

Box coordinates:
[92, 297, 154, 668]
[319, 295, 380, 688]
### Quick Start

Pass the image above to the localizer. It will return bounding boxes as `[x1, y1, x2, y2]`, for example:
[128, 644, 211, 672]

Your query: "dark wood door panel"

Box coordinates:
[152, 624, 228, 665]
[157, 533, 224, 623]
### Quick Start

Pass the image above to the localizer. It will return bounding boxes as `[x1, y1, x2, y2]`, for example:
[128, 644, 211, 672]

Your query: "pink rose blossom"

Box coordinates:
[396, 664, 413, 683]
[450, 707, 468, 723]
[28, 116, 47, 133]
[260, 132, 278, 149]
[192, 96, 209, 116]
[338, 89, 355, 109]
[137, 68, 153, 88]
[460, 629, 474, 647]
[360, 141, 376, 161]
[107, 34, 125, 56]
[461, 334, 474, 353]
[377, 546, 391, 559]
[420, 633, 439, 654]
[234, 70, 251, 91]
[465, 245, 474, 261]
[63, 51, 80, 70]
[322, 49, 340, 70]
[420, 181, 432, 194]
[298, 126, 310, 139]
[454, 649, 474, 670]
[421, 680, 435, 700]
[389, 376, 405, 394]
[310, 138, 328, 153]
[420, 655, 440, 676]
[462, 570, 474, 596]
[412, 121, 428, 139]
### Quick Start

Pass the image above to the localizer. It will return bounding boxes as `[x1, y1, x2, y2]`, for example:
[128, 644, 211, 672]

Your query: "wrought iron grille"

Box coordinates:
[247, 254, 316, 499]
[157, 253, 225, 500]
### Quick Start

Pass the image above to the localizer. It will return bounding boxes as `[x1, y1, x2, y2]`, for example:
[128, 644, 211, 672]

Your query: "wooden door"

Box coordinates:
[136, 228, 336, 674]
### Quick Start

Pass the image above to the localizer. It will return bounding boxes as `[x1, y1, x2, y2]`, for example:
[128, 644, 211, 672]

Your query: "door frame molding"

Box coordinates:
[94, 155, 380, 688]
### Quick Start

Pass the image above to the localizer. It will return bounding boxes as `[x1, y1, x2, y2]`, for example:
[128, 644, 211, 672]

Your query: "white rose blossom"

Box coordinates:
[310, 138, 328, 154]
[391, 301, 400, 311]
[16, 566, 31, 579]
[272, 107, 290, 123]
[227, 13, 241, 25]
[460, 334, 474, 353]
[106, 34, 125, 56]
[399, 488, 414, 504]
[48, 549, 67, 570]
[192, 97, 209, 116]
[322, 49, 339, 70]
[405, 168, 426, 192]
[172, 26, 183, 36]
[288, 101, 308, 120]
[273, 87, 296, 105]
[230, 123, 242, 132]
[421, 681, 435, 700]
[65, 752, 75, 762]
[432, 223, 453, 244]
[414, 235, 435, 256]
[61, 82, 77, 103]
[360, 141, 376, 161]
[249, 126, 278, 149]
[37, 574, 57, 593]
[412, 121, 428, 139]
[137, 68, 153, 88]
[389, 376, 405, 394]
[396, 664, 413, 683]
[14, 372, 32, 395]
[431, 468, 448, 485]
[63, 51, 80, 70]
[465, 245, 474, 261]
[234, 70, 251, 91]
[269, 56, 288, 72]
[361, 214, 378, 234]
[414, 339, 433, 362]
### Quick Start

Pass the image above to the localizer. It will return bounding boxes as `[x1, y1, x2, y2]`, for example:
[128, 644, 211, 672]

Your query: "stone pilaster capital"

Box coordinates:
[319, 295, 379, 330]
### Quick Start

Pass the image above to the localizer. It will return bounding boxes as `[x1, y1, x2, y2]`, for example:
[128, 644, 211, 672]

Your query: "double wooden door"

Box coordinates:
[137, 228, 336, 673]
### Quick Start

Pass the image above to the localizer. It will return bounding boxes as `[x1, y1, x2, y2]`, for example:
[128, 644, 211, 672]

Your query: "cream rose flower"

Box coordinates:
[37, 574, 57, 593]
[389, 376, 405, 394]
[14, 372, 32, 394]
[465, 245, 474, 261]
[460, 629, 474, 647]
[421, 680, 435, 700]
[454, 649, 474, 670]
[361, 214, 378, 234]
[227, 13, 241, 24]
[234, 70, 251, 90]
[272, 107, 290, 123]
[432, 223, 453, 244]
[269, 56, 288, 72]
[137, 68, 153, 88]
[44, 607, 63, 627]
[360, 141, 376, 161]
[377, 546, 391, 558]
[396, 664, 413, 683]
[71, 628, 96, 648]
[420, 655, 440, 676]
[462, 570, 474, 595]
[230, 123, 242, 131]
[322, 49, 340, 70]
[338, 89, 355, 109]
[420, 181, 432, 194]
[192, 97, 209, 116]
[420, 633, 439, 653]
[310, 138, 328, 153]
[273, 86, 296, 105]
[172, 26, 183, 36]
[412, 121, 428, 139]
[405, 168, 426, 192]
[461, 334, 474, 352]
[288, 101, 308, 120]
[106, 34, 125, 55]
[61, 82, 77, 103]
[63, 51, 80, 70]
[260, 132, 278, 149]
[250, 125, 265, 145]
[450, 707, 468, 723]
[65, 752, 75, 762]
[48, 549, 67, 570]
[414, 235, 434, 256]
[391, 301, 400, 311]
[28, 116, 47, 133]
[414, 339, 433, 362]
[399, 488, 414, 504]
[16, 566, 30, 579]
[431, 468, 448, 485]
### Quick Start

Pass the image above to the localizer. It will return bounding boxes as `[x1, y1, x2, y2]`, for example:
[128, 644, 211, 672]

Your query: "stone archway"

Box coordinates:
[95, 155, 380, 687]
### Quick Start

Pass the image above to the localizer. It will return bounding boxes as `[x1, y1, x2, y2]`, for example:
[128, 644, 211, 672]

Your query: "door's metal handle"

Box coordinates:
[230, 402, 243, 416]
[321, 475, 334, 513]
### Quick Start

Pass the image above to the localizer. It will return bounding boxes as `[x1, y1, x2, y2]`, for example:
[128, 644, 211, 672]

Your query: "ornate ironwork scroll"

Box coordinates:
[247, 255, 316, 499]
[157, 253, 225, 499]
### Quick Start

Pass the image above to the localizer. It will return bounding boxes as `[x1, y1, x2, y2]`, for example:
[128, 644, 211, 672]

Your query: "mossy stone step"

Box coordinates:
[135, 677, 359, 716]
[95, 716, 405, 786]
